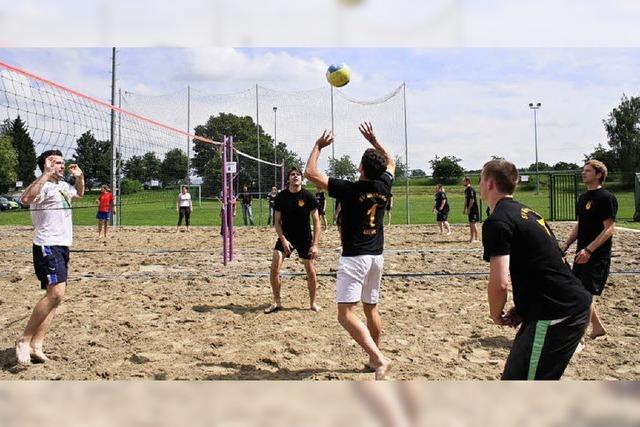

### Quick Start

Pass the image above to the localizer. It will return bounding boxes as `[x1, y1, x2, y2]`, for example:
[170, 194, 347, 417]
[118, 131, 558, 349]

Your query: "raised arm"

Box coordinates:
[358, 122, 395, 177]
[304, 130, 334, 191]
[68, 164, 84, 198]
[21, 156, 55, 205]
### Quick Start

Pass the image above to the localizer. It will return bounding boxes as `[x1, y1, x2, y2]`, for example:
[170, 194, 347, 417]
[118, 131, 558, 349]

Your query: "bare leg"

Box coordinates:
[30, 308, 56, 362]
[320, 215, 327, 231]
[16, 282, 65, 365]
[363, 303, 382, 347]
[589, 301, 607, 338]
[471, 222, 479, 242]
[303, 259, 320, 312]
[338, 303, 391, 380]
[445, 221, 452, 235]
[103, 221, 108, 238]
[265, 250, 284, 312]
[438, 221, 443, 234]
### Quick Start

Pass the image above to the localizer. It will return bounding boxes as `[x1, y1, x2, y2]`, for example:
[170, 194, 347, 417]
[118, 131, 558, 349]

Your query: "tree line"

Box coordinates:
[1, 93, 639, 194]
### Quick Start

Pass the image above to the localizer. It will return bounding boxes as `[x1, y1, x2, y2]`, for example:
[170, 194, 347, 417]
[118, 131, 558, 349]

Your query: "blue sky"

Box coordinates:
[2, 47, 639, 173]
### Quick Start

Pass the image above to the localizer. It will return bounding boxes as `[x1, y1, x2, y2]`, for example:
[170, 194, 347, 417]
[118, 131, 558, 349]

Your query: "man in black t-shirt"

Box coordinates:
[264, 167, 321, 314]
[305, 122, 394, 380]
[433, 184, 451, 235]
[463, 177, 479, 243]
[480, 159, 591, 380]
[239, 185, 254, 226]
[315, 190, 327, 231]
[561, 160, 617, 340]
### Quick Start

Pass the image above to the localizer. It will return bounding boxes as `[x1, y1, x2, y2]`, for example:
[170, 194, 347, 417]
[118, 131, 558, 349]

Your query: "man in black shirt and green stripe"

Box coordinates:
[480, 159, 591, 380]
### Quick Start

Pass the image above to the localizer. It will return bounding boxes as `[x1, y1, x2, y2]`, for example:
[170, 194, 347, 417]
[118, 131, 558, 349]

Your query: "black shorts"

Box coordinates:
[318, 206, 326, 215]
[33, 244, 69, 290]
[573, 256, 611, 296]
[436, 210, 449, 222]
[274, 238, 313, 260]
[468, 207, 479, 223]
[502, 307, 590, 380]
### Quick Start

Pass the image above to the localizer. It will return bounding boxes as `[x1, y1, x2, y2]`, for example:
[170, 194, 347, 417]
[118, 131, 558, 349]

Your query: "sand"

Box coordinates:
[0, 222, 638, 380]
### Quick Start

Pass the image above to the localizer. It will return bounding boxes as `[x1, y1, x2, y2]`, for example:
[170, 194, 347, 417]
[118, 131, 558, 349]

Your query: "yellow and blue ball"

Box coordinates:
[326, 63, 351, 87]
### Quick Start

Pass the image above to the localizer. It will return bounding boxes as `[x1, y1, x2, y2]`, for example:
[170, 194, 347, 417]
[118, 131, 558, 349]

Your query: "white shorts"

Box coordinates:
[335, 255, 384, 304]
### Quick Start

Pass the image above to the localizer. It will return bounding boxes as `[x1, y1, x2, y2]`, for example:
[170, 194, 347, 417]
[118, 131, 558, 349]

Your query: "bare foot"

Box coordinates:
[30, 346, 50, 363]
[264, 304, 283, 314]
[374, 359, 392, 380]
[310, 304, 321, 312]
[15, 340, 31, 365]
[589, 328, 607, 339]
[574, 339, 585, 355]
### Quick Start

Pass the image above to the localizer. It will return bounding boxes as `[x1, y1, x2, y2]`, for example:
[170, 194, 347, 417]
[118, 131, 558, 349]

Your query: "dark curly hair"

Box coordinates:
[37, 149, 63, 172]
[360, 148, 387, 180]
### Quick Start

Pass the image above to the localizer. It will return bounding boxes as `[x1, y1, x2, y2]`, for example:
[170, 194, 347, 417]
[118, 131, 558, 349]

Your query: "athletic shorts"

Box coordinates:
[96, 211, 110, 221]
[436, 210, 449, 222]
[468, 207, 479, 223]
[335, 255, 384, 304]
[274, 238, 313, 260]
[501, 307, 590, 380]
[33, 244, 69, 290]
[573, 256, 611, 296]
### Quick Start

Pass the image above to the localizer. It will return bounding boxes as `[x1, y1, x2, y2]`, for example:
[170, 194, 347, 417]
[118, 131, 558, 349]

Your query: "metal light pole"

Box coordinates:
[528, 102, 541, 195]
[273, 106, 278, 187]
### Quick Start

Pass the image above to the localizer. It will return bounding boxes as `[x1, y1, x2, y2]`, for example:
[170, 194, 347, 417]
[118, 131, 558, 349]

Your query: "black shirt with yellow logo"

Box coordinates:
[274, 188, 318, 241]
[328, 171, 393, 256]
[577, 188, 618, 258]
[482, 198, 591, 321]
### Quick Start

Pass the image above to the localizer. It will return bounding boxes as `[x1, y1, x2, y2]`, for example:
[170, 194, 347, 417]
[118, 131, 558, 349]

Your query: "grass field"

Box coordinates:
[1, 186, 638, 229]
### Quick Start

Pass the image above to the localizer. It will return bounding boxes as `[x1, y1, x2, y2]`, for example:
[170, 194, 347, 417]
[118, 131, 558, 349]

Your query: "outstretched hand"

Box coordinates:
[315, 130, 334, 149]
[358, 122, 378, 145]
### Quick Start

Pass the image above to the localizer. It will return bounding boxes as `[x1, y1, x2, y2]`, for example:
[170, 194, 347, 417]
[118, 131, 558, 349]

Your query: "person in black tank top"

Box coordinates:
[305, 122, 394, 380]
[463, 176, 479, 242]
[560, 160, 617, 341]
[480, 159, 591, 380]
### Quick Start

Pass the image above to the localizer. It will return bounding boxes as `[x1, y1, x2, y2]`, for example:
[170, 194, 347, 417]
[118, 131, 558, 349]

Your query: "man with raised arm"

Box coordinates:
[16, 150, 84, 365]
[264, 166, 322, 313]
[304, 122, 395, 380]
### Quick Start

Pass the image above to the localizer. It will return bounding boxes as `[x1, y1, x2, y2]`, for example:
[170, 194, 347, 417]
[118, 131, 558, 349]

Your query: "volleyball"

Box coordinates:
[326, 63, 351, 87]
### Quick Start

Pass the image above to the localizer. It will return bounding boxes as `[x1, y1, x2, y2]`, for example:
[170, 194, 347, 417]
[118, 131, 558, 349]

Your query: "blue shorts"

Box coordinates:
[33, 245, 70, 289]
[97, 211, 110, 221]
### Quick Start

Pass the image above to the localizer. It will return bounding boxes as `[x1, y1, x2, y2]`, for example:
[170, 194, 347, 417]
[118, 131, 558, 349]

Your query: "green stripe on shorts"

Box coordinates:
[528, 320, 551, 380]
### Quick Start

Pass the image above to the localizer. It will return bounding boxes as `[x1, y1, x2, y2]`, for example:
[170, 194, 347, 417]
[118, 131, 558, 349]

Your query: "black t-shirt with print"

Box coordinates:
[328, 171, 393, 256]
[482, 198, 591, 321]
[435, 191, 449, 212]
[576, 188, 618, 258]
[274, 188, 318, 241]
[465, 186, 478, 211]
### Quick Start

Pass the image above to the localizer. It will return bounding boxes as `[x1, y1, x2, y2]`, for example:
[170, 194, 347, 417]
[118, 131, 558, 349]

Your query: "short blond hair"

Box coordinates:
[584, 159, 608, 183]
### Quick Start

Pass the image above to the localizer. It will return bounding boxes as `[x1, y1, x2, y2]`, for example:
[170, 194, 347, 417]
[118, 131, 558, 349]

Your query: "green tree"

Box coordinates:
[394, 155, 407, 179]
[527, 162, 551, 172]
[603, 94, 640, 184]
[430, 155, 464, 184]
[327, 154, 358, 180]
[410, 168, 426, 177]
[161, 148, 188, 186]
[0, 135, 18, 193]
[73, 131, 110, 186]
[192, 113, 301, 196]
[584, 143, 617, 170]
[142, 152, 162, 182]
[9, 116, 37, 185]
[123, 155, 145, 182]
[552, 161, 580, 171]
